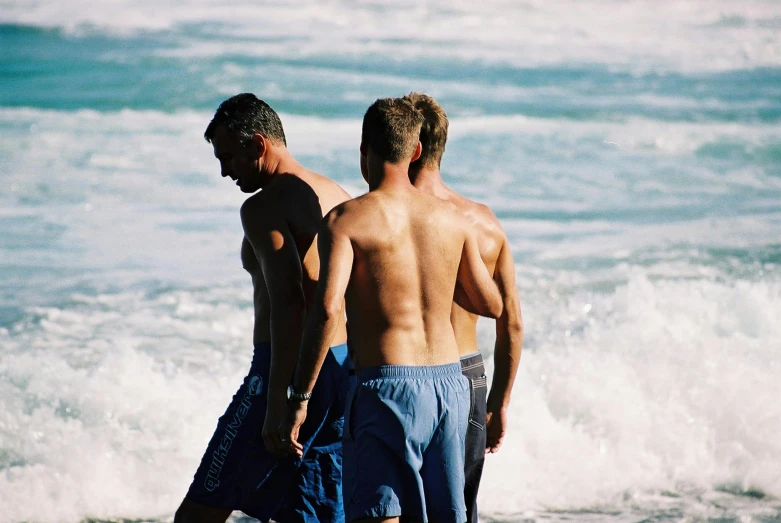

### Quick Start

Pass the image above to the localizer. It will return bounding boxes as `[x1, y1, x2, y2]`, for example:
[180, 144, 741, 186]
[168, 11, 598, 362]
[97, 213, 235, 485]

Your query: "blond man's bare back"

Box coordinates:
[326, 185, 498, 369]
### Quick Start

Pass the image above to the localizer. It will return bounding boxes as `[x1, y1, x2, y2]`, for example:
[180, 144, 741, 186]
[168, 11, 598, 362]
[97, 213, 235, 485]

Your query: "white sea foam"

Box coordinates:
[2, 105, 780, 521]
[1, 272, 779, 521]
[2, 0, 780, 72]
[0, 285, 255, 522]
[2, 107, 780, 282]
[4, 107, 781, 175]
[478, 274, 781, 517]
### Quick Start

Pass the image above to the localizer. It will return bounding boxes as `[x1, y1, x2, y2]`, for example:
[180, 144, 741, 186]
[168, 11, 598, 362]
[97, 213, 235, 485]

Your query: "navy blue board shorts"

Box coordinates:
[185, 342, 354, 522]
[342, 363, 470, 523]
[461, 352, 488, 523]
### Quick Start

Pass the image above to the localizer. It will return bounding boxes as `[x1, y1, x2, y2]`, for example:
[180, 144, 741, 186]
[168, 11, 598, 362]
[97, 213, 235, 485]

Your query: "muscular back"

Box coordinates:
[241, 171, 351, 344]
[336, 187, 471, 368]
[446, 191, 506, 355]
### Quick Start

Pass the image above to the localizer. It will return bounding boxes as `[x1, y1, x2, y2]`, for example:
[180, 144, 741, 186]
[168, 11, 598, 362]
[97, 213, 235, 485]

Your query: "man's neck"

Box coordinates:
[410, 166, 451, 200]
[373, 163, 413, 192]
[265, 148, 306, 181]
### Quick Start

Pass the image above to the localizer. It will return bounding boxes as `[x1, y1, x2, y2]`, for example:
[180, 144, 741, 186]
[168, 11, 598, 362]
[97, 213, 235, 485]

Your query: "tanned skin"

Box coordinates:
[277, 139, 503, 500]
[410, 165, 523, 454]
[175, 124, 350, 523]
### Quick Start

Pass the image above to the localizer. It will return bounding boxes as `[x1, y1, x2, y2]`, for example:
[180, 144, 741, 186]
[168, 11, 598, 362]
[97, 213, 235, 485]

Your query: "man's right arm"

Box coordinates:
[486, 237, 523, 453]
[456, 228, 503, 319]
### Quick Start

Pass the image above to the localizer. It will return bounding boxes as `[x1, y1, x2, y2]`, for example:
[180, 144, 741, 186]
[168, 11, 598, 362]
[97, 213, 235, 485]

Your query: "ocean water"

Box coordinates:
[1, 1, 780, 521]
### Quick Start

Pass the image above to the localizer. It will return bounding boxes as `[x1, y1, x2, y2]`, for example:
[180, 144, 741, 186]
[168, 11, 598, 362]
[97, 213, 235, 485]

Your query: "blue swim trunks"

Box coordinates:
[342, 363, 470, 523]
[185, 342, 354, 522]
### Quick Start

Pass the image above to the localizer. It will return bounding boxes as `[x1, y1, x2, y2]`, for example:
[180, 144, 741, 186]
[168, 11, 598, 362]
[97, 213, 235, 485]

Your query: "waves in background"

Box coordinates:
[1, 1, 780, 521]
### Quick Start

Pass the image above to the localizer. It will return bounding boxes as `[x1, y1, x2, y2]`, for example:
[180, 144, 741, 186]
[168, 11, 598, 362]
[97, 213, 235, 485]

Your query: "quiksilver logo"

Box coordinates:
[248, 375, 262, 396]
[204, 374, 263, 492]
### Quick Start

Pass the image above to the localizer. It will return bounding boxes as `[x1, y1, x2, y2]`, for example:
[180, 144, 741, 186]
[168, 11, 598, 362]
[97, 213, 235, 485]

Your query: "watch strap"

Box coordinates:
[288, 387, 312, 402]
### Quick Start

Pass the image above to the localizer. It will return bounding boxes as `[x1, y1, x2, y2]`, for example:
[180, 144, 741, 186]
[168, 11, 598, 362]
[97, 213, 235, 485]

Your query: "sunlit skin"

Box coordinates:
[277, 138, 504, 479]
[410, 165, 523, 454]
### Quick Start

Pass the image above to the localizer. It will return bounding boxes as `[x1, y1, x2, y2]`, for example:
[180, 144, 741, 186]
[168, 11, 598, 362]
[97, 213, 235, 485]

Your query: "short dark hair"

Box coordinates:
[361, 97, 424, 163]
[404, 92, 448, 169]
[204, 93, 287, 146]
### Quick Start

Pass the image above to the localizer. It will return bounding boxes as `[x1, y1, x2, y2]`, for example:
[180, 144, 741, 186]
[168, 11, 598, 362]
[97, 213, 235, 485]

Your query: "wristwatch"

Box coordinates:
[287, 385, 312, 403]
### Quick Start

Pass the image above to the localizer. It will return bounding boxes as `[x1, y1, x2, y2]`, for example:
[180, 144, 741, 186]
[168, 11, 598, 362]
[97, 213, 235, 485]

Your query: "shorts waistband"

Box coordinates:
[253, 342, 349, 365]
[357, 362, 462, 383]
[459, 351, 484, 370]
[329, 343, 349, 366]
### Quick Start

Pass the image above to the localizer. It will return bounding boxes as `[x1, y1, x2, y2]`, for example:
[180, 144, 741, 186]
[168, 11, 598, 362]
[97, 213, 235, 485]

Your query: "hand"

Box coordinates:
[262, 393, 289, 457]
[278, 400, 308, 458]
[485, 406, 507, 454]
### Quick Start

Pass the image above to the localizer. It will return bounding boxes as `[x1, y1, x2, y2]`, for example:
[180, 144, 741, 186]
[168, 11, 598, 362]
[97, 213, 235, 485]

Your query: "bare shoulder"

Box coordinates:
[299, 169, 352, 210]
[241, 174, 320, 223]
[310, 169, 352, 197]
[239, 189, 273, 224]
[435, 194, 470, 228]
[322, 194, 364, 231]
[451, 192, 505, 239]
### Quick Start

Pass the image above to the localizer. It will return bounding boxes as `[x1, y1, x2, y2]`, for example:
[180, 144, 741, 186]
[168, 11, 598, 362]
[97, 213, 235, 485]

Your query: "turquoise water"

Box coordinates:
[1, 2, 781, 522]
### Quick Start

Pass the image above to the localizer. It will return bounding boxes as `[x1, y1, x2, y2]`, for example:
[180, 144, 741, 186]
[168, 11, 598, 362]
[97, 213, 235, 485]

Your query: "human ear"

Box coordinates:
[250, 133, 266, 158]
[410, 141, 422, 162]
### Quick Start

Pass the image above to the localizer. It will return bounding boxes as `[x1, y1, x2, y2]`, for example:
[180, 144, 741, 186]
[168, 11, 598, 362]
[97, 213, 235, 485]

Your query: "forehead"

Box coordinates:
[210, 125, 241, 155]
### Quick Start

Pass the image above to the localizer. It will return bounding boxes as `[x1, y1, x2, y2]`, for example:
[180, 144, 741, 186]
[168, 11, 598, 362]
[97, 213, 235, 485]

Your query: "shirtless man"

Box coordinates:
[404, 92, 523, 523]
[175, 93, 354, 523]
[278, 97, 503, 523]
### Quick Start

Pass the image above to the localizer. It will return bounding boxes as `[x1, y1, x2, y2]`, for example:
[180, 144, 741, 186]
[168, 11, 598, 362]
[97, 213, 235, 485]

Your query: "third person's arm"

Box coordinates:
[486, 238, 523, 453]
[456, 229, 503, 319]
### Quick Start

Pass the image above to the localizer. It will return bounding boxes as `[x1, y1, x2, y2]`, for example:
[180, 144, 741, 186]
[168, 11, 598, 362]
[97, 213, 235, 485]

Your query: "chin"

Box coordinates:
[241, 182, 263, 194]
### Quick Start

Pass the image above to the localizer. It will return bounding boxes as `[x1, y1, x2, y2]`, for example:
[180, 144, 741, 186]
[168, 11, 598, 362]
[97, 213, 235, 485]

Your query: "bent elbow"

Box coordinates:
[488, 298, 504, 320]
[510, 320, 523, 341]
[321, 298, 344, 323]
[507, 299, 524, 334]
[474, 288, 503, 319]
[477, 293, 503, 319]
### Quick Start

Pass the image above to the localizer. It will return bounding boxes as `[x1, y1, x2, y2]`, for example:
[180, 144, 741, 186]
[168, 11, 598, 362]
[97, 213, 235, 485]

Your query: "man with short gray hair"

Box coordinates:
[176, 93, 354, 523]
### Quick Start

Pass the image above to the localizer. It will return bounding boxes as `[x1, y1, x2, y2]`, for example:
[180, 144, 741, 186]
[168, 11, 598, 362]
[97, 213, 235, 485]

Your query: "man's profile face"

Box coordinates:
[211, 125, 264, 193]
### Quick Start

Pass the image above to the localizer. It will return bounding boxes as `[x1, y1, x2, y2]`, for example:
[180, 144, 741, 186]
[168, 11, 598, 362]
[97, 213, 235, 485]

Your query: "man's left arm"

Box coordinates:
[241, 198, 306, 454]
[486, 237, 524, 453]
[279, 211, 354, 456]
